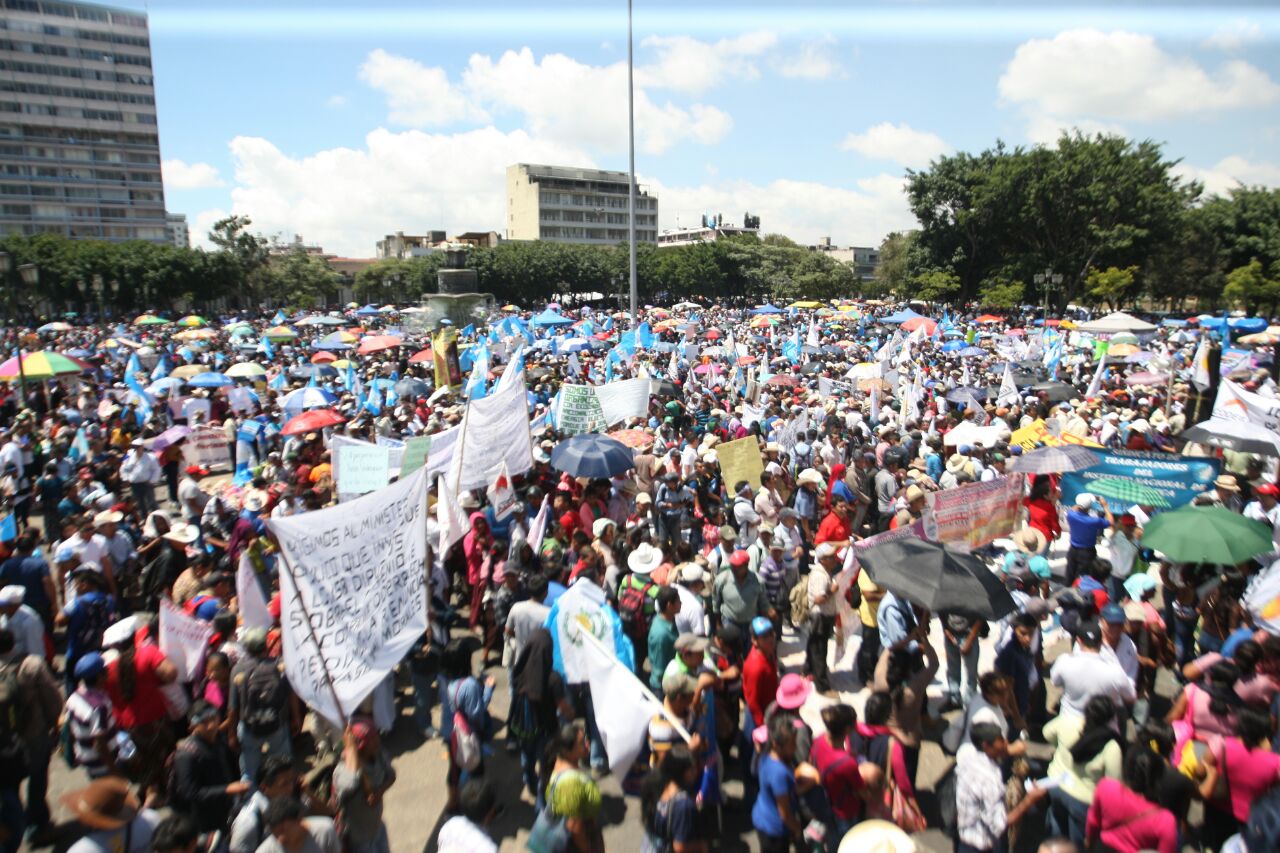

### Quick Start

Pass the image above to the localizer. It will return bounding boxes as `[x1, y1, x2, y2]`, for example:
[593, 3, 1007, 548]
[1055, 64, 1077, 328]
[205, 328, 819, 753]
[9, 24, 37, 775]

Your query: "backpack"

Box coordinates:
[618, 574, 656, 639]
[239, 658, 286, 737]
[164, 738, 202, 812]
[449, 681, 481, 772]
[789, 581, 809, 630]
[0, 662, 29, 786]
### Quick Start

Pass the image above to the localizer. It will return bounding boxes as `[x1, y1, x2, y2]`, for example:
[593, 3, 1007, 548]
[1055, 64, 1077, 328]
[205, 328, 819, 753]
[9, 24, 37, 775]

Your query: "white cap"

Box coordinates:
[0, 585, 24, 606]
[1075, 492, 1095, 509]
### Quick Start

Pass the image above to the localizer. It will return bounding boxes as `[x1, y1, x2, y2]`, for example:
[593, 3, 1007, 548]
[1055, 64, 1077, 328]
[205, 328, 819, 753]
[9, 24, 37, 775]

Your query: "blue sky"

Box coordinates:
[121, 1, 1280, 256]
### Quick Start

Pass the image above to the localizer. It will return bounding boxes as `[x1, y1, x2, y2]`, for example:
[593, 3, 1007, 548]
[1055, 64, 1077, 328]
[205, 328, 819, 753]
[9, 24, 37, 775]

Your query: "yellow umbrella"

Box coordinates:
[847, 362, 880, 379]
[171, 364, 210, 379]
[173, 329, 217, 341]
[331, 359, 352, 369]
[225, 362, 267, 378]
[263, 325, 298, 341]
[750, 315, 779, 328]
[176, 315, 207, 328]
[1107, 343, 1140, 356]
[787, 300, 824, 309]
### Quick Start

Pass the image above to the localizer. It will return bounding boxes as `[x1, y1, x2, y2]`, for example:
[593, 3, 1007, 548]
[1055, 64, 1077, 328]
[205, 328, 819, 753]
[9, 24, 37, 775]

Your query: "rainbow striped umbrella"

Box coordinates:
[133, 314, 169, 326]
[176, 315, 207, 328]
[0, 350, 88, 380]
[263, 325, 298, 341]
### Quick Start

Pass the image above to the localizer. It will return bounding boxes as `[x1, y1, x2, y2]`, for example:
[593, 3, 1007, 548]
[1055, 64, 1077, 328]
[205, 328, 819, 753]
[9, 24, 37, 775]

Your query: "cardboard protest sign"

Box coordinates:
[335, 443, 391, 498]
[717, 436, 765, 491]
[399, 435, 432, 476]
[268, 466, 430, 727]
[925, 477, 1021, 552]
[182, 424, 232, 471]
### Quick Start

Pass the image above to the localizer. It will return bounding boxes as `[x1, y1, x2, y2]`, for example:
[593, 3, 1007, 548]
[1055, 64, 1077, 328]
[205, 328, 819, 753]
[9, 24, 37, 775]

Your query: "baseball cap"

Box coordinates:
[1257, 483, 1279, 497]
[729, 549, 750, 567]
[751, 616, 774, 637]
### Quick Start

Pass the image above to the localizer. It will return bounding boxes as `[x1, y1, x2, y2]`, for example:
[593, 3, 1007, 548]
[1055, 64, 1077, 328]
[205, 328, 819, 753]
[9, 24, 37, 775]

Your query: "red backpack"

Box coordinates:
[617, 574, 656, 639]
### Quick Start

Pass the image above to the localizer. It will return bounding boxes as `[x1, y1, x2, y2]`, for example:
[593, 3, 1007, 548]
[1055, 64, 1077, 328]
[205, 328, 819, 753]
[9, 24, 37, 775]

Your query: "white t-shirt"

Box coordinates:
[674, 583, 706, 636]
[178, 477, 208, 522]
[1107, 530, 1139, 579]
[437, 816, 497, 853]
[182, 397, 212, 424]
[1050, 649, 1136, 717]
[66, 810, 161, 853]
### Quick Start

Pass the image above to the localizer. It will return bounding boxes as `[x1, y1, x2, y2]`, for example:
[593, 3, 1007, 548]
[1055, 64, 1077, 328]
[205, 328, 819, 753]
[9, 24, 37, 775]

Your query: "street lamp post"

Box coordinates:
[626, 0, 638, 327]
[92, 273, 105, 319]
[1033, 268, 1063, 321]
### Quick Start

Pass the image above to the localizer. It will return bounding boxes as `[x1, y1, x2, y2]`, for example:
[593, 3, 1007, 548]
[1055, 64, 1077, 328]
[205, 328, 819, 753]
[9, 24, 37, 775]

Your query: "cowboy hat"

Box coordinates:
[163, 522, 199, 545]
[1214, 474, 1240, 492]
[627, 542, 663, 575]
[1013, 526, 1047, 555]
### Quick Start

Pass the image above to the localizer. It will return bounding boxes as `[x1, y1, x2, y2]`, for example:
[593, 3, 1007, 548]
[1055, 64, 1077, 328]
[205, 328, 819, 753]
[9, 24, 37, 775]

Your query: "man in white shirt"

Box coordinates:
[732, 483, 761, 547]
[753, 471, 783, 527]
[177, 466, 210, 524]
[956, 723, 1047, 851]
[59, 516, 116, 600]
[1050, 621, 1135, 717]
[0, 585, 44, 657]
[119, 439, 161, 515]
[1244, 483, 1280, 559]
[1099, 603, 1140, 684]
[673, 564, 708, 637]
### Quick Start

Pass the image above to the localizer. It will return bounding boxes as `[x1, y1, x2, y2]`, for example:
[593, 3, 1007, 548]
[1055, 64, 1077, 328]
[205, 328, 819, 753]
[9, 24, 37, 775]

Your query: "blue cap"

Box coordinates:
[1100, 603, 1126, 625]
[958, 444, 974, 454]
[751, 616, 774, 636]
[74, 652, 106, 681]
[194, 597, 222, 620]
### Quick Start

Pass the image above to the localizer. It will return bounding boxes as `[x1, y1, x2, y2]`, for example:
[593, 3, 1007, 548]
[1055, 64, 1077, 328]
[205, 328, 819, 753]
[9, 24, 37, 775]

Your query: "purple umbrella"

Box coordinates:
[151, 425, 192, 453]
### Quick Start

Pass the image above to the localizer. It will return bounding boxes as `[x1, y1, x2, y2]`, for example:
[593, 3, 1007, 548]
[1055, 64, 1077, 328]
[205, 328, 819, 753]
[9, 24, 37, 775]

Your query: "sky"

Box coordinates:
[123, 0, 1280, 257]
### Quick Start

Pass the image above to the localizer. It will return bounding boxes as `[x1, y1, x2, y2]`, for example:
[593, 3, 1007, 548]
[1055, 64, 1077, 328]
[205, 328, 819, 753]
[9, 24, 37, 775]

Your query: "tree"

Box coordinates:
[876, 231, 917, 296]
[978, 277, 1025, 309]
[208, 215, 271, 306]
[1222, 259, 1279, 314]
[1084, 265, 1138, 310]
[912, 269, 960, 302]
[268, 248, 341, 309]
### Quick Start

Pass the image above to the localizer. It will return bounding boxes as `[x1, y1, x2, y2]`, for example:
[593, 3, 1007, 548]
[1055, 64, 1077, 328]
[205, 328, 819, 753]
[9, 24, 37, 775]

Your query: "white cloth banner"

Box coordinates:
[997, 362, 1020, 408]
[594, 377, 650, 425]
[448, 376, 534, 492]
[486, 462, 517, 520]
[583, 632, 665, 779]
[237, 552, 273, 631]
[552, 579, 617, 684]
[436, 477, 469, 554]
[1213, 379, 1280, 431]
[182, 424, 232, 471]
[158, 598, 214, 683]
[424, 424, 460, 479]
[268, 466, 430, 727]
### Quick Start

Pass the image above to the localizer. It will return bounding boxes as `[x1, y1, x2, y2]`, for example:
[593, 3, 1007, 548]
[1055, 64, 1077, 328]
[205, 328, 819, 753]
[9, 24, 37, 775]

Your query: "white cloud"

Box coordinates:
[1174, 155, 1280, 196]
[358, 48, 489, 127]
[462, 48, 731, 155]
[999, 29, 1280, 132]
[840, 122, 951, 168]
[1203, 19, 1264, 52]
[652, 173, 913, 249]
[773, 37, 844, 80]
[162, 159, 224, 190]
[637, 30, 776, 95]
[1024, 114, 1128, 146]
[190, 208, 229, 249]
[325, 94, 347, 108]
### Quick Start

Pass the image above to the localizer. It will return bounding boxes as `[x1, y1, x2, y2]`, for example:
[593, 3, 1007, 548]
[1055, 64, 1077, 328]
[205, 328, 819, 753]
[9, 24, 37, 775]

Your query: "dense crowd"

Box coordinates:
[0, 298, 1277, 853]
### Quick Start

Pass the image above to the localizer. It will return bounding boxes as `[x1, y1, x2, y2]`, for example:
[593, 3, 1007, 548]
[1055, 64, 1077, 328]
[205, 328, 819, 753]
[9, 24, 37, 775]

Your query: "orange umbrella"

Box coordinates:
[408, 349, 434, 363]
[310, 351, 337, 363]
[356, 335, 403, 354]
[608, 428, 655, 449]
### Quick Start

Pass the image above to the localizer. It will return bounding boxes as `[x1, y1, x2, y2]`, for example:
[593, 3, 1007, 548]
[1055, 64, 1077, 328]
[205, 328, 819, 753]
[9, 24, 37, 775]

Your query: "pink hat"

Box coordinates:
[776, 673, 811, 710]
[752, 724, 769, 747]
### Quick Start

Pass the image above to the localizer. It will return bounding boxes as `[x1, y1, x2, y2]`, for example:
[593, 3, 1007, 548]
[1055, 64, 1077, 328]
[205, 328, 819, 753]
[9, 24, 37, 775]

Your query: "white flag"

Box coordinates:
[237, 552, 273, 631]
[526, 496, 551, 554]
[158, 599, 214, 683]
[870, 383, 880, 423]
[806, 318, 819, 348]
[496, 345, 525, 391]
[448, 375, 534, 492]
[1085, 356, 1107, 399]
[486, 461, 516, 519]
[437, 477, 469, 555]
[1191, 336, 1211, 391]
[567, 352, 583, 379]
[997, 362, 1020, 408]
[582, 629, 666, 778]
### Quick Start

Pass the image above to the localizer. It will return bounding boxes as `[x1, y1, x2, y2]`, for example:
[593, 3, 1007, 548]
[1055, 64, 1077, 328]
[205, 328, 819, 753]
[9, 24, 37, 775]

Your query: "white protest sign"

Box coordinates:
[237, 552, 273, 631]
[158, 598, 214, 683]
[556, 384, 607, 435]
[448, 376, 534, 491]
[486, 461, 517, 520]
[182, 424, 232, 471]
[424, 424, 460, 480]
[595, 377, 650, 425]
[335, 444, 391, 498]
[399, 435, 432, 476]
[1214, 379, 1280, 431]
[268, 466, 430, 727]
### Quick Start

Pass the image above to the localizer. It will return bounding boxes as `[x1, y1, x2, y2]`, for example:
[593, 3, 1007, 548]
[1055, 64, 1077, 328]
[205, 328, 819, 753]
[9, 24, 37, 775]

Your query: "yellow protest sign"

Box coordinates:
[1010, 419, 1103, 450]
[717, 436, 765, 491]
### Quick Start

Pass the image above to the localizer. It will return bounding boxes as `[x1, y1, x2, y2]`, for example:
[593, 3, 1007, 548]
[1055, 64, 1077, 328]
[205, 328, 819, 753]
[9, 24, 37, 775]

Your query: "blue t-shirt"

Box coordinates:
[64, 590, 116, 664]
[1066, 510, 1109, 549]
[0, 554, 53, 615]
[752, 754, 797, 839]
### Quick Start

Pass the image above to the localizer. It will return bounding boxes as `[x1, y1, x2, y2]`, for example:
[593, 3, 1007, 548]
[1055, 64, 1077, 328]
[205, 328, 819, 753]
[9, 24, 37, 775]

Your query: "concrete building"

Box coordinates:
[506, 163, 657, 245]
[809, 237, 881, 280]
[658, 212, 760, 247]
[0, 0, 168, 242]
[375, 229, 500, 259]
[165, 211, 187, 247]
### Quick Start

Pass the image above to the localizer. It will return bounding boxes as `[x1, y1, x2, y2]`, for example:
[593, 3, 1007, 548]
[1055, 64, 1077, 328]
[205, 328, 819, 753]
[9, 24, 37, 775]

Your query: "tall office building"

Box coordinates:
[0, 0, 168, 242]
[506, 163, 657, 245]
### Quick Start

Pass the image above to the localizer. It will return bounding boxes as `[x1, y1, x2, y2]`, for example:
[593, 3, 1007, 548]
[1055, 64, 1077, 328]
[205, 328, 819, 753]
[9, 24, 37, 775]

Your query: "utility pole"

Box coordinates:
[626, 0, 638, 327]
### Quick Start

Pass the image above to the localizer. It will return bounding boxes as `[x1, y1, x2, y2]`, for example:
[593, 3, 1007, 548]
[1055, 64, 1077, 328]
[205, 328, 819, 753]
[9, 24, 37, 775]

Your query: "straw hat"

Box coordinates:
[60, 778, 140, 831]
[1013, 526, 1047, 555]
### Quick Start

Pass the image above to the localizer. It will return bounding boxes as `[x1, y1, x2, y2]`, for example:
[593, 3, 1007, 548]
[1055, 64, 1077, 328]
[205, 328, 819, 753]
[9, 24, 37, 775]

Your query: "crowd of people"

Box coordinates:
[0, 297, 1277, 853]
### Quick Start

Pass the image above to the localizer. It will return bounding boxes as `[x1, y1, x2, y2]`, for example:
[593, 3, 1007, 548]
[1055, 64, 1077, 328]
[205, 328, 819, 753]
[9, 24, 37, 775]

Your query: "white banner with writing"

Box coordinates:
[158, 598, 214, 683]
[182, 424, 233, 471]
[268, 466, 430, 727]
[448, 376, 534, 492]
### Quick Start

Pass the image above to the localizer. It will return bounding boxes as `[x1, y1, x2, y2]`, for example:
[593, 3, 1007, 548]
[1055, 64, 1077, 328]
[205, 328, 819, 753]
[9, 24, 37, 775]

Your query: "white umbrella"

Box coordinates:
[1076, 311, 1157, 334]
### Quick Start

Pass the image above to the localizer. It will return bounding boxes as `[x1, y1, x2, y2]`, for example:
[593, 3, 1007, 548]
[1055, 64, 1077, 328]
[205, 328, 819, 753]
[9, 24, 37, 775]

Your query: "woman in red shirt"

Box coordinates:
[1024, 475, 1062, 546]
[103, 620, 178, 802]
[814, 496, 854, 548]
[1085, 749, 1178, 853]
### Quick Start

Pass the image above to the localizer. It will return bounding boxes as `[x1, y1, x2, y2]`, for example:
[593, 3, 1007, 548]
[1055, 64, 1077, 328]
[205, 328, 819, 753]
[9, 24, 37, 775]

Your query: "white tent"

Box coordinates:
[1076, 311, 1157, 334]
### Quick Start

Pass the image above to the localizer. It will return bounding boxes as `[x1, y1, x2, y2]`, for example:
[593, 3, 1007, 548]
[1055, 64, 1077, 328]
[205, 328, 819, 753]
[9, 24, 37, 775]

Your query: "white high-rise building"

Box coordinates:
[506, 163, 657, 245]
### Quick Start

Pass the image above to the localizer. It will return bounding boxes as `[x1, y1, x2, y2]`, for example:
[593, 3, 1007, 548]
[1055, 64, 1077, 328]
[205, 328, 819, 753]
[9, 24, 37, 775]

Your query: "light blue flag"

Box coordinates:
[385, 387, 397, 408]
[307, 371, 317, 388]
[214, 352, 226, 368]
[260, 335, 276, 360]
[150, 354, 170, 381]
[601, 316, 613, 332]
[0, 515, 16, 542]
[637, 322, 654, 349]
[269, 372, 287, 390]
[124, 353, 154, 422]
[272, 310, 287, 325]
[69, 428, 90, 462]
[461, 323, 475, 338]
[464, 353, 488, 401]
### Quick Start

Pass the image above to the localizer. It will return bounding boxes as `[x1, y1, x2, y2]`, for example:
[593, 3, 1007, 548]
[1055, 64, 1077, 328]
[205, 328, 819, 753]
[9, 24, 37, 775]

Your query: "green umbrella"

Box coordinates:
[1143, 504, 1274, 565]
[1088, 477, 1171, 509]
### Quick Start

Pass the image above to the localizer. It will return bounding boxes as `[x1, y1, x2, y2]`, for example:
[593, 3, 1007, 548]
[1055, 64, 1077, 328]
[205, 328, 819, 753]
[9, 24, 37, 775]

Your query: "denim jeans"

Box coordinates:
[1047, 786, 1090, 843]
[237, 723, 292, 783]
[945, 637, 980, 704]
[569, 684, 608, 771]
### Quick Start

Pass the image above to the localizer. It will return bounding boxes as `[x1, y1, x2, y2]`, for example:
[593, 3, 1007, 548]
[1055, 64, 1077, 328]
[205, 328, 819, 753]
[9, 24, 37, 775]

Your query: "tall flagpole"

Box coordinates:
[627, 0, 638, 329]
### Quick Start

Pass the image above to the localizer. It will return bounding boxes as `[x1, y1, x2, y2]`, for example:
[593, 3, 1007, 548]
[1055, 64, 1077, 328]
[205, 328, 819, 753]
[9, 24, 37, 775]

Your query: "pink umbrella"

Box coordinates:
[693, 363, 725, 375]
[151, 425, 192, 453]
[1125, 371, 1170, 386]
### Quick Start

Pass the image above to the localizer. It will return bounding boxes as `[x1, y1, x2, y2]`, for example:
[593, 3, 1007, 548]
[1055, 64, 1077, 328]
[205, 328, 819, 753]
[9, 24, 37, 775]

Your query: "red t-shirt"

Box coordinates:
[106, 643, 170, 729]
[815, 512, 852, 545]
[811, 734, 865, 821]
[742, 646, 778, 725]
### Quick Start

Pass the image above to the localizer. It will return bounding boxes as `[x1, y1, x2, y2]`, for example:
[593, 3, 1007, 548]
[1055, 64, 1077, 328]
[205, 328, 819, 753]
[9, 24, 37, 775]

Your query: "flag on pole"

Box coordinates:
[1192, 335, 1212, 391]
[486, 462, 516, 519]
[580, 621, 668, 779]
[526, 496, 551, 555]
[997, 362, 1020, 408]
[1085, 355, 1107, 399]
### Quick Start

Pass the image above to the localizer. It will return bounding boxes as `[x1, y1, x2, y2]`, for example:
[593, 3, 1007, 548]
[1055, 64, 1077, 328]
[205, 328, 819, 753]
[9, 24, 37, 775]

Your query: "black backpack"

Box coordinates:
[0, 661, 30, 787]
[239, 658, 286, 736]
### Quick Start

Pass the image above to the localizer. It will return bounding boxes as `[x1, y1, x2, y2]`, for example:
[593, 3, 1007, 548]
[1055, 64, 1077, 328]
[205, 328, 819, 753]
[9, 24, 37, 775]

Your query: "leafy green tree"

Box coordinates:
[912, 269, 960, 302]
[208, 215, 271, 306]
[875, 231, 916, 296]
[978, 277, 1025, 309]
[1085, 265, 1138, 310]
[1222, 259, 1279, 314]
[268, 247, 342, 309]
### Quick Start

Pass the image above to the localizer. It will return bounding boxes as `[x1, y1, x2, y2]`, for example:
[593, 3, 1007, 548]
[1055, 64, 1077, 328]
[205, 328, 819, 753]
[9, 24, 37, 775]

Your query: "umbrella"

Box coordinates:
[151, 425, 192, 453]
[1008, 445, 1100, 474]
[187, 372, 234, 388]
[225, 362, 267, 379]
[1125, 371, 1170, 387]
[394, 378, 430, 398]
[281, 408, 345, 436]
[170, 364, 210, 379]
[787, 300, 824, 309]
[703, 329, 722, 340]
[800, 362, 823, 374]
[957, 346, 987, 357]
[550, 433, 635, 478]
[901, 317, 937, 334]
[296, 315, 348, 327]
[945, 386, 987, 407]
[37, 322, 73, 332]
[311, 351, 337, 363]
[1088, 477, 1171, 509]
[1180, 419, 1280, 457]
[1107, 332, 1140, 346]
[1142, 505, 1274, 564]
[766, 375, 799, 388]
[0, 351, 87, 380]
[857, 537, 1016, 620]
[1123, 351, 1155, 364]
[1030, 381, 1077, 403]
[749, 316, 780, 328]
[146, 376, 185, 395]
[174, 329, 217, 341]
[607, 428, 655, 449]
[857, 377, 892, 392]
[281, 386, 339, 416]
[176, 315, 206, 328]
[357, 335, 403, 354]
[133, 314, 169, 326]
[801, 345, 822, 356]
[408, 349, 434, 363]
[263, 325, 298, 341]
[693, 363, 725, 375]
[288, 364, 338, 380]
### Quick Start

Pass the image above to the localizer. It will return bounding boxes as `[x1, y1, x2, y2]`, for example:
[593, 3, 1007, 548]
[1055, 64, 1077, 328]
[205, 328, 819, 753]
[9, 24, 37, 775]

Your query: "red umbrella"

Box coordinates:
[408, 349, 433, 363]
[357, 335, 403, 354]
[974, 314, 1004, 324]
[608, 428, 655, 449]
[281, 408, 345, 436]
[310, 351, 337, 363]
[736, 355, 758, 365]
[704, 329, 722, 340]
[900, 317, 937, 335]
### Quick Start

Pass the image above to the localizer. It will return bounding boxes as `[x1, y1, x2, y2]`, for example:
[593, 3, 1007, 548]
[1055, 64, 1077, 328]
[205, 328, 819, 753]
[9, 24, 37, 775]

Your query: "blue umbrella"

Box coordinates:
[288, 364, 338, 380]
[147, 376, 185, 394]
[945, 386, 987, 407]
[958, 346, 987, 357]
[280, 386, 338, 417]
[187, 372, 234, 388]
[750, 303, 783, 314]
[549, 433, 635, 478]
[941, 341, 965, 352]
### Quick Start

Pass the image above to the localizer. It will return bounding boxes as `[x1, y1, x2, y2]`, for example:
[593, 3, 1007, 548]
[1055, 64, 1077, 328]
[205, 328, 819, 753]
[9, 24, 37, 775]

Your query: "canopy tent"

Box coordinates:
[531, 308, 574, 327]
[1075, 311, 1157, 334]
[880, 308, 923, 324]
[750, 303, 783, 315]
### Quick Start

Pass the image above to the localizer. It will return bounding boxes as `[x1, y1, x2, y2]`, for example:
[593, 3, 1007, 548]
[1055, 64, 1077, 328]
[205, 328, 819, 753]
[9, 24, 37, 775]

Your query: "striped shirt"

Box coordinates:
[66, 686, 116, 777]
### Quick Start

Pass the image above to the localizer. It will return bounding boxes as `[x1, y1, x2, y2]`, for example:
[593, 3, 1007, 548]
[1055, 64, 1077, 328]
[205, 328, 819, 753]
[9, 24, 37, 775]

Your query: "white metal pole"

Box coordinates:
[627, 0, 638, 328]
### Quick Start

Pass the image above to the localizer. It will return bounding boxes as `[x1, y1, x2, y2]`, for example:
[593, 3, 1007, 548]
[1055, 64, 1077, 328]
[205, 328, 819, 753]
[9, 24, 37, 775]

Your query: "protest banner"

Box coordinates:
[424, 424, 459, 479]
[486, 462, 517, 519]
[268, 466, 430, 727]
[1059, 449, 1219, 509]
[555, 384, 607, 435]
[925, 478, 1021, 551]
[159, 598, 214, 683]
[399, 435, 432, 476]
[335, 443, 391, 498]
[1214, 378, 1280, 431]
[547, 578, 632, 684]
[181, 423, 232, 470]
[1009, 419, 1102, 451]
[449, 375, 534, 492]
[433, 328, 462, 389]
[1245, 558, 1280, 636]
[237, 551, 273, 631]
[717, 436, 765, 491]
[594, 377, 650, 425]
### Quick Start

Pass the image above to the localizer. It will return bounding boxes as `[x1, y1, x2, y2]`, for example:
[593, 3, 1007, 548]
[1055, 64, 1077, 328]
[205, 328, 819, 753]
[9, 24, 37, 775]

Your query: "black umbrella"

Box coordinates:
[945, 386, 987, 408]
[800, 362, 823, 374]
[821, 345, 844, 357]
[393, 378, 430, 398]
[801, 344, 822, 356]
[857, 537, 1015, 620]
[1030, 381, 1077, 402]
[649, 379, 679, 398]
[550, 433, 635, 478]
